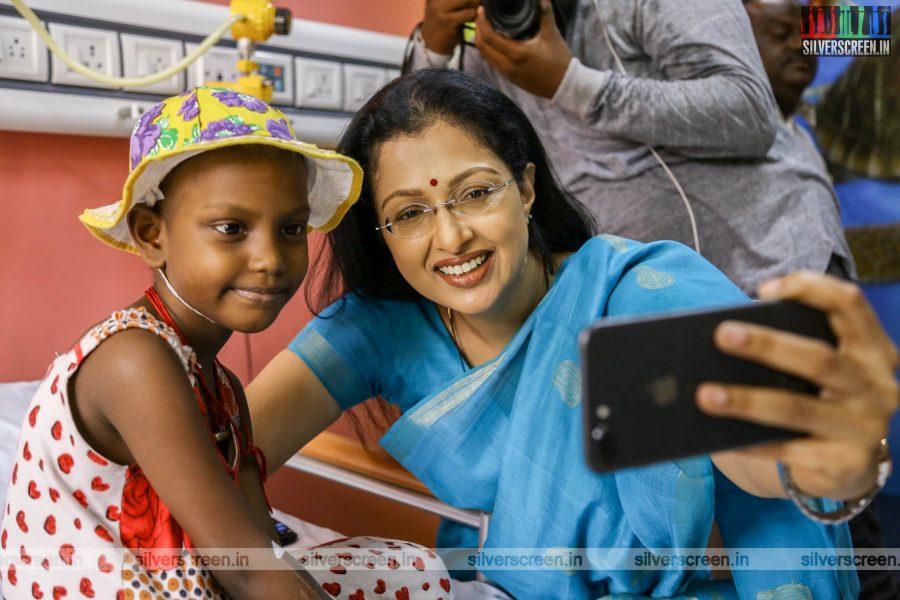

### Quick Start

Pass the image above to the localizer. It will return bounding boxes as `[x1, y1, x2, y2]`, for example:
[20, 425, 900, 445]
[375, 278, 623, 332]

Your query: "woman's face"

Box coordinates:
[371, 120, 537, 318]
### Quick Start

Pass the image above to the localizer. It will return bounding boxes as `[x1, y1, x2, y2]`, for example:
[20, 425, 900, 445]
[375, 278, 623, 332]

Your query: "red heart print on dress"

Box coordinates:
[57, 454, 73, 474]
[94, 525, 113, 543]
[31, 581, 43, 598]
[329, 565, 346, 575]
[28, 481, 41, 499]
[413, 557, 425, 571]
[72, 490, 88, 509]
[15, 511, 28, 533]
[373, 580, 386, 594]
[91, 477, 109, 492]
[59, 544, 75, 566]
[51, 422, 62, 441]
[395, 587, 409, 600]
[87, 451, 108, 466]
[348, 590, 365, 600]
[321, 582, 341, 596]
[52, 586, 67, 599]
[23, 442, 31, 461]
[20, 545, 32, 564]
[106, 506, 120, 521]
[98, 555, 114, 573]
[6, 564, 16, 586]
[48, 487, 60, 503]
[440, 578, 451, 592]
[44, 515, 56, 535]
[79, 578, 95, 598]
[28, 406, 39, 427]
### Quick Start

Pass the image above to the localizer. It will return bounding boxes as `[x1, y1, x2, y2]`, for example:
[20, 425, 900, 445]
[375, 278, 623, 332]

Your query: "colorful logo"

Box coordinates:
[800, 4, 892, 56]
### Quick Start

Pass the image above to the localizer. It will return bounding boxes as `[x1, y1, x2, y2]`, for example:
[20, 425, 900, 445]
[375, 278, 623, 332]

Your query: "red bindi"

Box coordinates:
[430, 178, 438, 187]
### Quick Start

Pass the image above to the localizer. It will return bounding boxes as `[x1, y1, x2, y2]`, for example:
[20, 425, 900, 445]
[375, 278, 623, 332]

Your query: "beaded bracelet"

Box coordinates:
[778, 439, 892, 525]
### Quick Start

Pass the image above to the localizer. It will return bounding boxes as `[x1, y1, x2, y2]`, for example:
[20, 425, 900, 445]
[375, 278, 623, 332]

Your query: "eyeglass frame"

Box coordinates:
[374, 177, 516, 238]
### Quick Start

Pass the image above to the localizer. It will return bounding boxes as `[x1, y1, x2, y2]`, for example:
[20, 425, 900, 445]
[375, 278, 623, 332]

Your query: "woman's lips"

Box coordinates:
[434, 252, 493, 289]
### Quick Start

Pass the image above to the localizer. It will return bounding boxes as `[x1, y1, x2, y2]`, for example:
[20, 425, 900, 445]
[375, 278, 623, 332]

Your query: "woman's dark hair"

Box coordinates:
[307, 68, 596, 313]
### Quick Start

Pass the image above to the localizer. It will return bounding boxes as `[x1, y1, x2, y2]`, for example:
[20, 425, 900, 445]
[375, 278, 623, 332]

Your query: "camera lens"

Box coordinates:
[483, 0, 542, 40]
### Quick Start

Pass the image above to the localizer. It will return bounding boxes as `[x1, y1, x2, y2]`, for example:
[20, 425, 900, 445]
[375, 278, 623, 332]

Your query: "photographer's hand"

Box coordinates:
[699, 272, 899, 502]
[473, 0, 572, 98]
[422, 0, 480, 55]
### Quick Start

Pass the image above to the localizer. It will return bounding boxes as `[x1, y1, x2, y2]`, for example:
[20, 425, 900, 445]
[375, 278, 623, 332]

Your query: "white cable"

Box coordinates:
[11, 0, 243, 89]
[591, 0, 701, 255]
[157, 268, 219, 325]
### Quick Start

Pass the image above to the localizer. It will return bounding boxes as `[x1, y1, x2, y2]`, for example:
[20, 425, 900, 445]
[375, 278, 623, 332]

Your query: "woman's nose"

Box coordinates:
[431, 205, 473, 252]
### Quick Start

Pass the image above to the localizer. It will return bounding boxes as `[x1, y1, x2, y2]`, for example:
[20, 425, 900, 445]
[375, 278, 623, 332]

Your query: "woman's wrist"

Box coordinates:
[779, 439, 892, 524]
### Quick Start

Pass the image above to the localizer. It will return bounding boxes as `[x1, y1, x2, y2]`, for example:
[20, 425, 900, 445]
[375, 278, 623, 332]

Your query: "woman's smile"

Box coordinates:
[433, 251, 494, 288]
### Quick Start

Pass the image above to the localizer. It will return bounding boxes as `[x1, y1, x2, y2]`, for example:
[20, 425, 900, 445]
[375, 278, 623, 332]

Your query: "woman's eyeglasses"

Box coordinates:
[375, 178, 515, 238]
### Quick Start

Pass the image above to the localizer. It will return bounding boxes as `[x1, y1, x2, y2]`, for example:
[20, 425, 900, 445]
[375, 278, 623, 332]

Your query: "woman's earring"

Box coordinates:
[526, 213, 534, 224]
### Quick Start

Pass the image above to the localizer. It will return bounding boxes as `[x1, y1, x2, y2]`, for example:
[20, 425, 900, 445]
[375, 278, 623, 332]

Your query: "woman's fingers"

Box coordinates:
[696, 383, 884, 440]
[758, 272, 900, 365]
[712, 320, 871, 396]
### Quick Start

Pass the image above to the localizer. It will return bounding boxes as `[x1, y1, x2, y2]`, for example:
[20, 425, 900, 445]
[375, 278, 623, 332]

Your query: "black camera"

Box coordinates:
[483, 0, 542, 40]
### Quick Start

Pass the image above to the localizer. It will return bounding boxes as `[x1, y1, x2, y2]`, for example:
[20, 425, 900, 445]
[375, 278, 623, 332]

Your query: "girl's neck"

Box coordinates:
[136, 288, 231, 368]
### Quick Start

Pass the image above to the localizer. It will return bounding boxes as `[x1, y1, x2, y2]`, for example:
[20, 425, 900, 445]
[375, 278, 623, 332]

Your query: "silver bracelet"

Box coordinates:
[778, 439, 892, 525]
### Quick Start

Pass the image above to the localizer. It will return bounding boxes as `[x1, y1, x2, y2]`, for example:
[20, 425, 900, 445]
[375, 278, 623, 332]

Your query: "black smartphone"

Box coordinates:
[273, 517, 299, 546]
[580, 301, 836, 473]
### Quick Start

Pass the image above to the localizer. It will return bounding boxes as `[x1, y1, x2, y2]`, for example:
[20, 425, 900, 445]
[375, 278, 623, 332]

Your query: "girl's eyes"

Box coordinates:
[211, 222, 307, 238]
[213, 222, 243, 236]
[283, 223, 308, 237]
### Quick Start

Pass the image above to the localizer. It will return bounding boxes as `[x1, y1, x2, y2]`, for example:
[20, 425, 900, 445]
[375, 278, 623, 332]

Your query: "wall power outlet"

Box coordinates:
[48, 22, 120, 89]
[0, 14, 49, 82]
[120, 33, 185, 95]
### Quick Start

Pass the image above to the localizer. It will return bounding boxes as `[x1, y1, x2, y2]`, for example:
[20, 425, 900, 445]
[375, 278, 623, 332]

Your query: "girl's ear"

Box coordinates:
[520, 162, 537, 217]
[128, 205, 166, 269]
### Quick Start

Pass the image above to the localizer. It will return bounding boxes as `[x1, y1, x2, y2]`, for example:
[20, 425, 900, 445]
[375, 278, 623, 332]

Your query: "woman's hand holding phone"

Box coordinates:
[700, 272, 899, 502]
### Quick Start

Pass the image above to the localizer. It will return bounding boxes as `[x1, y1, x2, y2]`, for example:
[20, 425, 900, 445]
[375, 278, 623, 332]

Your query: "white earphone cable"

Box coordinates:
[591, 0, 701, 255]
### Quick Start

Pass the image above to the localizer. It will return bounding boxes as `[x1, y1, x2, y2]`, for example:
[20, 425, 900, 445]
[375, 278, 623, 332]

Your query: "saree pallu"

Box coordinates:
[380, 237, 857, 599]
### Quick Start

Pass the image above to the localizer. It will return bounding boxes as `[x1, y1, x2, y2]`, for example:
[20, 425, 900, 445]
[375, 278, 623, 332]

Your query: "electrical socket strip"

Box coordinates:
[120, 33, 185, 95]
[0, 13, 47, 81]
[48, 22, 120, 88]
[0, 0, 406, 145]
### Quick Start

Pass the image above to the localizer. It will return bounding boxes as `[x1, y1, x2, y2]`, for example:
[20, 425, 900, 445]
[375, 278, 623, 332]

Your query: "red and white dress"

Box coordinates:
[0, 307, 453, 600]
[0, 308, 234, 599]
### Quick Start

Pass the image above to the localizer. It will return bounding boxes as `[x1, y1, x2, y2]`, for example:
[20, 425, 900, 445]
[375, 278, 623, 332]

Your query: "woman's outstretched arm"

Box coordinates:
[246, 350, 343, 476]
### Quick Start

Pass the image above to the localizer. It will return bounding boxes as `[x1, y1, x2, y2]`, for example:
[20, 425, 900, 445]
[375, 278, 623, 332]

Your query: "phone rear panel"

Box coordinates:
[581, 301, 836, 473]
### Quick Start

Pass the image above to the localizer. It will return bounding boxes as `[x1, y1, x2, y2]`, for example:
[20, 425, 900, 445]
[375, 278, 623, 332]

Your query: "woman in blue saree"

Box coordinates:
[247, 69, 898, 599]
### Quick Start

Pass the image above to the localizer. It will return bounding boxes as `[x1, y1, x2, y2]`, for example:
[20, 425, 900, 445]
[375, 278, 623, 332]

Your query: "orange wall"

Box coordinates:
[202, 0, 423, 37]
[2, 2, 423, 383]
[1, 0, 437, 545]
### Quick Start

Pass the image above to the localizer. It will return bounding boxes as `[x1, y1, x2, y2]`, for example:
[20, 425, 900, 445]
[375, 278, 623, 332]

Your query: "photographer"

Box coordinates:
[408, 0, 855, 296]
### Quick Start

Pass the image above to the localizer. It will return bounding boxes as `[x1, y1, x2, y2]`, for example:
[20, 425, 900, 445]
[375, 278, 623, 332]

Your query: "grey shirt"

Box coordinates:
[411, 0, 854, 294]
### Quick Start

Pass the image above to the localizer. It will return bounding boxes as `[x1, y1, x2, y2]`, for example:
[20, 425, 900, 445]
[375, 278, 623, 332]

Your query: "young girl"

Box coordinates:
[0, 87, 450, 599]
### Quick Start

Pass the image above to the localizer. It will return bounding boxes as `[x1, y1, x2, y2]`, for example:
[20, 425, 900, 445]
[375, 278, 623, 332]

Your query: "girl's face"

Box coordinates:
[371, 120, 537, 319]
[154, 149, 310, 333]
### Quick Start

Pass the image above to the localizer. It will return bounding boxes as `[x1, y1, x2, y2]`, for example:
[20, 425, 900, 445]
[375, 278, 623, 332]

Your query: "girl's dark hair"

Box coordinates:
[307, 68, 596, 313]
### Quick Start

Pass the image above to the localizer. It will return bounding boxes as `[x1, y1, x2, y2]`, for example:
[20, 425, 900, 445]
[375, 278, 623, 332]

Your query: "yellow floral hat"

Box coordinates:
[80, 86, 363, 254]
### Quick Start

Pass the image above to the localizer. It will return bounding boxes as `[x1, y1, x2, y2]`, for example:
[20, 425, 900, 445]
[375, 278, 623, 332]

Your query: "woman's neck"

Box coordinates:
[445, 252, 553, 365]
